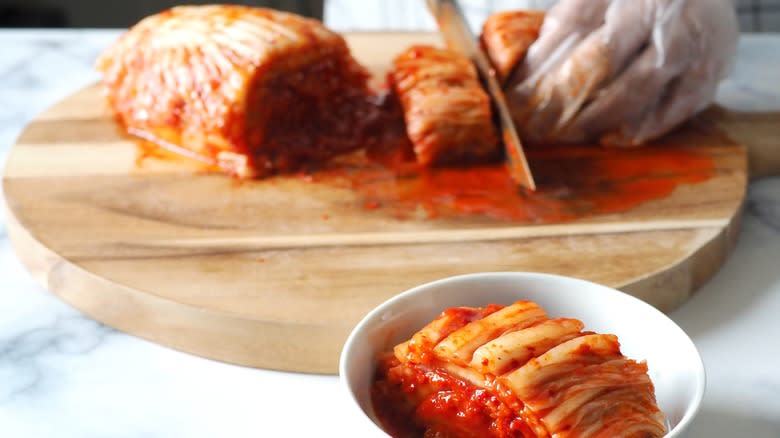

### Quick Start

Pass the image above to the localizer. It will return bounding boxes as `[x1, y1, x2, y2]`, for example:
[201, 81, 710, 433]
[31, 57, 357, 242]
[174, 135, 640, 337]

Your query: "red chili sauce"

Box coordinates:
[372, 358, 537, 438]
[371, 305, 540, 438]
[309, 101, 718, 223]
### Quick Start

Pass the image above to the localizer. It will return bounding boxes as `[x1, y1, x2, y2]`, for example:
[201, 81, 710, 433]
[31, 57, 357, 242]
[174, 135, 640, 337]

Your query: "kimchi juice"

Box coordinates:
[372, 354, 545, 438]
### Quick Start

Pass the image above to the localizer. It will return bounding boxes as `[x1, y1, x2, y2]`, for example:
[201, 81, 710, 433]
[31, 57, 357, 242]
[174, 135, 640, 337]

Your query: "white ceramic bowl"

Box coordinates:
[340, 272, 705, 437]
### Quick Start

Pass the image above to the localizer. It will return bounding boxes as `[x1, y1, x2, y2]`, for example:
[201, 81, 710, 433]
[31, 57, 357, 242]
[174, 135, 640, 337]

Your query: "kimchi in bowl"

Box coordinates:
[339, 272, 705, 437]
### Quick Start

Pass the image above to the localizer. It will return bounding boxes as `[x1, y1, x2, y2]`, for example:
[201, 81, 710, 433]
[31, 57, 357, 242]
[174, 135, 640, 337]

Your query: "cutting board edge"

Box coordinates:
[0, 28, 756, 373]
[2, 199, 349, 374]
[617, 201, 743, 311]
[2, 188, 743, 374]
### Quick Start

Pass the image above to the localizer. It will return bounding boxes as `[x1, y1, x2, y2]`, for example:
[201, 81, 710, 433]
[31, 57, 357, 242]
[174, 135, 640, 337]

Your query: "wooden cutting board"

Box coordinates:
[3, 33, 778, 374]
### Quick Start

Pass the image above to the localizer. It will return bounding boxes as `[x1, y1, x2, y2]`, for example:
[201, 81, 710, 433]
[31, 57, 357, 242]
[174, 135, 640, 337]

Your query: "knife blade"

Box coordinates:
[425, 0, 536, 191]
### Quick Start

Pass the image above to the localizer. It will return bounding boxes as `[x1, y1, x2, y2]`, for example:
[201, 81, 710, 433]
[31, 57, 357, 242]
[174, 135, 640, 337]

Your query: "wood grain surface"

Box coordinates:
[4, 33, 777, 374]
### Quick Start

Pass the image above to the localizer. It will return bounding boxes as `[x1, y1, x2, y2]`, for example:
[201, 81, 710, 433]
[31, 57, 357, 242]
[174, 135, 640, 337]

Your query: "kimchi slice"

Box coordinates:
[372, 301, 668, 438]
[389, 45, 499, 167]
[96, 5, 375, 178]
[481, 10, 545, 85]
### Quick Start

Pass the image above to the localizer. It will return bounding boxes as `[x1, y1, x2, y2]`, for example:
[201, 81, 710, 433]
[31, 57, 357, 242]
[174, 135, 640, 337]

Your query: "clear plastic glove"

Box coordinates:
[507, 0, 739, 146]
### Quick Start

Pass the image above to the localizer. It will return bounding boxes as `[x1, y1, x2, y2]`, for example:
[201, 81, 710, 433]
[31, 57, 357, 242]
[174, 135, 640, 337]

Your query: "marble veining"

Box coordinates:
[0, 315, 114, 404]
[0, 28, 779, 438]
[748, 180, 780, 233]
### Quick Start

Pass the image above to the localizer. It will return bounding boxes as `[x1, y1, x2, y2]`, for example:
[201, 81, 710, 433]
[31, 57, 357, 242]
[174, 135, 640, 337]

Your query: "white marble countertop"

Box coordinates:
[0, 29, 779, 437]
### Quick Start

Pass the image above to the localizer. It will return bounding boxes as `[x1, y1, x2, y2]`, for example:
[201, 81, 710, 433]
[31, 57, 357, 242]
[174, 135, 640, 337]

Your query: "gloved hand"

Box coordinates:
[507, 0, 739, 146]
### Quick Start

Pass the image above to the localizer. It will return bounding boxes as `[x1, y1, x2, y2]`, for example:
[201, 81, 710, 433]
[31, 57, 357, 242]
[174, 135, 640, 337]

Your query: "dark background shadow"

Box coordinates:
[0, 0, 324, 28]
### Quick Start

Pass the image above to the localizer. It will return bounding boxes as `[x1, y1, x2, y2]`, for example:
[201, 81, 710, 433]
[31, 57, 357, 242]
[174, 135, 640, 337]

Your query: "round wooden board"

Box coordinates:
[2, 33, 753, 374]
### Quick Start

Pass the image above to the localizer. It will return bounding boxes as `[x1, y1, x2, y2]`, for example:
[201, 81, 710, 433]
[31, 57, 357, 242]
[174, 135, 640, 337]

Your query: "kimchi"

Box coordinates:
[372, 301, 668, 438]
[96, 5, 376, 178]
[389, 45, 499, 167]
[481, 11, 546, 85]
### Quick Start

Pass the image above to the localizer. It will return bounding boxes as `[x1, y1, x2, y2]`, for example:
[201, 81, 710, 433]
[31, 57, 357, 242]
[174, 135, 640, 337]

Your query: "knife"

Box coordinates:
[425, 0, 536, 191]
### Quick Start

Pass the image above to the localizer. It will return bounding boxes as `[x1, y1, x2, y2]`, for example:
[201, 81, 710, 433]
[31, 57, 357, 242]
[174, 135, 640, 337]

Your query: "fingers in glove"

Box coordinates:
[601, 0, 657, 75]
[515, 0, 658, 142]
[555, 42, 676, 143]
[507, 32, 583, 141]
[514, 0, 610, 84]
[614, 67, 719, 145]
[560, 5, 697, 145]
[550, 0, 660, 130]
[617, 0, 738, 144]
[521, 29, 612, 142]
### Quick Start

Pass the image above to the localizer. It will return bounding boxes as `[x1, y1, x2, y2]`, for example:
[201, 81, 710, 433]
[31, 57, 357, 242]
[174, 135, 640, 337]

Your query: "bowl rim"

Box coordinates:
[339, 271, 706, 438]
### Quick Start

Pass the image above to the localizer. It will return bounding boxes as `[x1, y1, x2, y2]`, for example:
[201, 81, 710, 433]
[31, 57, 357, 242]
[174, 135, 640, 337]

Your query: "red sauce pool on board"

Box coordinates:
[308, 113, 718, 224]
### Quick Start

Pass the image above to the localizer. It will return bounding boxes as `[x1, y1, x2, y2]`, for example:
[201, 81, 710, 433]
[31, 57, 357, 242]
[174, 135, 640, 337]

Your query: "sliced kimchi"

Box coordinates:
[372, 301, 668, 438]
